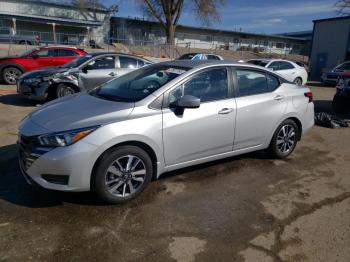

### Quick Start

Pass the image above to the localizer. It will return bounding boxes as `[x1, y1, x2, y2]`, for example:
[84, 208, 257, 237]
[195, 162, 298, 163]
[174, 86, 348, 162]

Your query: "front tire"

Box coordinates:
[92, 146, 153, 204]
[269, 119, 299, 159]
[56, 83, 76, 98]
[2, 67, 22, 85]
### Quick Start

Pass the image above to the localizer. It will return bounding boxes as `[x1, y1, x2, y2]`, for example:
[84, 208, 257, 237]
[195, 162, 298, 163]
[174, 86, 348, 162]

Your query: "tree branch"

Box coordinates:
[143, 0, 166, 29]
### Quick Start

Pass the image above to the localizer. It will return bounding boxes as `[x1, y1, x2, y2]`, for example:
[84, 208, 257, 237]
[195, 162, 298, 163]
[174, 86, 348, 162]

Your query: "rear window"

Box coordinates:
[247, 60, 268, 67]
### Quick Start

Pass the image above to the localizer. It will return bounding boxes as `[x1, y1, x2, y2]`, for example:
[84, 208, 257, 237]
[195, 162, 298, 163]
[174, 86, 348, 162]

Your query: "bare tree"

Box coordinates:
[140, 0, 225, 44]
[336, 0, 350, 15]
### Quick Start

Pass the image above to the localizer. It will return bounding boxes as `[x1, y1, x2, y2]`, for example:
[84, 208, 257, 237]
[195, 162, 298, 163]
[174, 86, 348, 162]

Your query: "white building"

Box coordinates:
[111, 17, 309, 55]
[0, 0, 117, 44]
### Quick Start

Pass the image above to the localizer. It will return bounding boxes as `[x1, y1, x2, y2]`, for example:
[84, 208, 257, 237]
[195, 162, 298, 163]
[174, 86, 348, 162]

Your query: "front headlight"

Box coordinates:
[52, 71, 69, 79]
[24, 78, 41, 84]
[38, 126, 99, 147]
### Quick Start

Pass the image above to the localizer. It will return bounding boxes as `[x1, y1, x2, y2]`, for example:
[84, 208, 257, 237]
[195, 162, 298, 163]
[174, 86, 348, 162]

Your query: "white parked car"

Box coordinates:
[247, 59, 308, 85]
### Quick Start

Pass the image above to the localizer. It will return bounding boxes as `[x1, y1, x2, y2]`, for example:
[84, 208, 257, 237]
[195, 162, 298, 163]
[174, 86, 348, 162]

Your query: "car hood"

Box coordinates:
[22, 93, 135, 134]
[20, 67, 68, 79]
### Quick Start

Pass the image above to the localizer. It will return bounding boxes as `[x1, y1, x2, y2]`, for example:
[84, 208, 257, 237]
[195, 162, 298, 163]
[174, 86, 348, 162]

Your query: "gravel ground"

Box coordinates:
[0, 84, 350, 262]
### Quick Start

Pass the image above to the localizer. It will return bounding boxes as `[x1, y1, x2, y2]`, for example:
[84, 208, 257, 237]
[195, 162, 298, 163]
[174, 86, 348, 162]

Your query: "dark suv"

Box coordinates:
[0, 46, 87, 84]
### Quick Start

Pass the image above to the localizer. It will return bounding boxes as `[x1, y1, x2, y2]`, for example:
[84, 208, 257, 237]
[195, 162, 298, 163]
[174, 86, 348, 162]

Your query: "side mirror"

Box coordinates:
[82, 67, 88, 74]
[31, 54, 39, 59]
[174, 95, 200, 109]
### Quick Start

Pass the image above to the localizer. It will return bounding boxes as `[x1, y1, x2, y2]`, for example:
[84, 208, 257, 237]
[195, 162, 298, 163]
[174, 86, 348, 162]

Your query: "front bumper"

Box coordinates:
[17, 79, 50, 101]
[18, 135, 98, 192]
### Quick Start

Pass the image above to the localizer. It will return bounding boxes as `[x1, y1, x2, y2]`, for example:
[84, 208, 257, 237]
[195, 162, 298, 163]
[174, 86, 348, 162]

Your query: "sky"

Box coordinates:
[104, 0, 340, 34]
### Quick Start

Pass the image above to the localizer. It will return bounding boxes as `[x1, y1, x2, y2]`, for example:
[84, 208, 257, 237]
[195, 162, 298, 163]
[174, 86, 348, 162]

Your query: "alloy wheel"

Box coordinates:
[57, 85, 75, 98]
[294, 78, 302, 85]
[105, 155, 146, 198]
[276, 124, 296, 154]
[4, 68, 21, 84]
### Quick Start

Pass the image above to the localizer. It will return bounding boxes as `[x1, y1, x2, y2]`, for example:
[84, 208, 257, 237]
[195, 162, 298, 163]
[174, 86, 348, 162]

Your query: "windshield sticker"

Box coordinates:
[165, 68, 186, 75]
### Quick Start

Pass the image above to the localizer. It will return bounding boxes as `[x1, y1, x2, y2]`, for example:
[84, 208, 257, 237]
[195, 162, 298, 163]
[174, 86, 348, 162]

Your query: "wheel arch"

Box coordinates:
[91, 140, 159, 189]
[48, 82, 80, 98]
[269, 115, 303, 146]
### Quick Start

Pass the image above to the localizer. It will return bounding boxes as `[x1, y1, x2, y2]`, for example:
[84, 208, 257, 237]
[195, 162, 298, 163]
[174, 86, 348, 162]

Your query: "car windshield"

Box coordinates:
[20, 48, 38, 57]
[247, 60, 268, 67]
[90, 64, 189, 102]
[61, 55, 92, 68]
[336, 62, 350, 71]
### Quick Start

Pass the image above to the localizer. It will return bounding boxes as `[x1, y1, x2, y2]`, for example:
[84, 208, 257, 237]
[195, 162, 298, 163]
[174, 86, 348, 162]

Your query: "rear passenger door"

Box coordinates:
[233, 68, 288, 150]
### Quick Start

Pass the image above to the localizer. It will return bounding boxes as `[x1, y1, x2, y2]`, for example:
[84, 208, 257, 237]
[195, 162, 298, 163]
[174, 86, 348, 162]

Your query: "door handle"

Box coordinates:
[218, 108, 233, 114]
[109, 72, 117, 76]
[274, 95, 285, 101]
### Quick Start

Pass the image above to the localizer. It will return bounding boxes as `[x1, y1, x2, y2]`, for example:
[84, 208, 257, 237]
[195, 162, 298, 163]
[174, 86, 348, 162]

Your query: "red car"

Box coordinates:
[0, 46, 87, 84]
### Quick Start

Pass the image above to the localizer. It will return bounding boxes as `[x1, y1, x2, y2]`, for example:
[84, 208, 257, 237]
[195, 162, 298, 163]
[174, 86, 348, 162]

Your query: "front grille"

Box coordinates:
[18, 135, 39, 170]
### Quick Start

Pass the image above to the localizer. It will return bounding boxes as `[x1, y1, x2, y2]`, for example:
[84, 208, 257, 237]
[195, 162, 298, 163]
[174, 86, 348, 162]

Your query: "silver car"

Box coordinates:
[17, 53, 151, 101]
[18, 61, 315, 203]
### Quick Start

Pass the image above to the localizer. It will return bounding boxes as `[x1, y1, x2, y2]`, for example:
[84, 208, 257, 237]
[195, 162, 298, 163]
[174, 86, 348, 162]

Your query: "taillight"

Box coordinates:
[304, 92, 313, 102]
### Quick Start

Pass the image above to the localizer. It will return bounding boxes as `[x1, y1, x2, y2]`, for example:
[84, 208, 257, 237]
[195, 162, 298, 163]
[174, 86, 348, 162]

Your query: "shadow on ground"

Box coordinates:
[0, 143, 272, 208]
[0, 94, 40, 107]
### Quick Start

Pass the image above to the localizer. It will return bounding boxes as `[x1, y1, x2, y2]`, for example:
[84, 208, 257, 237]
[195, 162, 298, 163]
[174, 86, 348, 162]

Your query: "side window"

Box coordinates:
[236, 69, 268, 96]
[268, 61, 280, 71]
[36, 50, 49, 57]
[207, 55, 220, 60]
[137, 59, 145, 67]
[169, 68, 228, 104]
[119, 56, 137, 69]
[48, 49, 59, 57]
[266, 74, 280, 91]
[58, 49, 78, 57]
[279, 61, 295, 70]
[87, 56, 115, 70]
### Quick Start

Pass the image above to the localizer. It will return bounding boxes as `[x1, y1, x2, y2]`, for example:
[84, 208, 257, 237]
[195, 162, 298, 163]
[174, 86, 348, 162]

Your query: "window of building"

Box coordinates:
[276, 43, 284, 49]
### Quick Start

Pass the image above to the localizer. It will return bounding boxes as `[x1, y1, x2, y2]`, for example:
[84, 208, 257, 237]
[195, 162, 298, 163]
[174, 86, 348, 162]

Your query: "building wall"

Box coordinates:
[0, 0, 106, 22]
[310, 18, 350, 80]
[111, 17, 307, 55]
[0, 0, 112, 43]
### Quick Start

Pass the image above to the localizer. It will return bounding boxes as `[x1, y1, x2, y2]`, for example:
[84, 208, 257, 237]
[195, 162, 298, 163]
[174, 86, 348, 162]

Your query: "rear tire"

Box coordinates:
[2, 67, 22, 85]
[92, 146, 153, 204]
[293, 77, 302, 86]
[333, 93, 350, 114]
[268, 119, 299, 159]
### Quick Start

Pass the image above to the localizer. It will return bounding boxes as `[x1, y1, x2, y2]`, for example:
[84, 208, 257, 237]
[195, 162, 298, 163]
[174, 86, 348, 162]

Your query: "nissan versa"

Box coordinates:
[18, 61, 314, 203]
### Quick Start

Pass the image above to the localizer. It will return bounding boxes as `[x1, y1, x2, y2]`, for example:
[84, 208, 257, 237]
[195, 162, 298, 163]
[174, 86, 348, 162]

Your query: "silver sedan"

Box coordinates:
[18, 60, 314, 203]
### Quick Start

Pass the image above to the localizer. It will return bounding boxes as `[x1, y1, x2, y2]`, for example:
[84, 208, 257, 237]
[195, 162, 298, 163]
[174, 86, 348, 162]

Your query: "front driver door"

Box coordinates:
[79, 55, 118, 90]
[162, 67, 236, 166]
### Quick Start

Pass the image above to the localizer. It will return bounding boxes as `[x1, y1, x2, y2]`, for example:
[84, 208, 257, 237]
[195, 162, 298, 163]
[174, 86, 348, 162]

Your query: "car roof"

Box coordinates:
[154, 60, 262, 69]
[248, 58, 295, 63]
[80, 52, 152, 62]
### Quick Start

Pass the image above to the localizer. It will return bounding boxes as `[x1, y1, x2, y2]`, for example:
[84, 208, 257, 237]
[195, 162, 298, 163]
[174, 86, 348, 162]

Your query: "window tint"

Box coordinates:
[87, 56, 115, 70]
[137, 59, 145, 67]
[207, 55, 220, 60]
[48, 49, 60, 57]
[337, 62, 350, 70]
[266, 74, 280, 91]
[119, 56, 137, 69]
[36, 50, 49, 57]
[268, 61, 280, 71]
[279, 61, 295, 70]
[169, 68, 228, 103]
[236, 70, 268, 96]
[58, 49, 78, 57]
